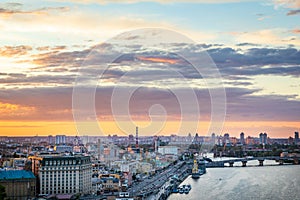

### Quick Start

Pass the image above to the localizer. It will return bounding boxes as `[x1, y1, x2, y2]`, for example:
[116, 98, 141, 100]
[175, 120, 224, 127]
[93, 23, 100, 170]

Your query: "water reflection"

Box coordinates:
[168, 165, 300, 200]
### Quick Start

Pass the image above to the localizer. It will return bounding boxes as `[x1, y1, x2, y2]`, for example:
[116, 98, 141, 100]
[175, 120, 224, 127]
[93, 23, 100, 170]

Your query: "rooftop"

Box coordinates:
[0, 170, 35, 180]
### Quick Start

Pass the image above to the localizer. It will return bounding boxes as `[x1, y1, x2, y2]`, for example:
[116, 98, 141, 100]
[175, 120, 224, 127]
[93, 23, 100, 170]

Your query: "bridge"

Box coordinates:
[205, 156, 300, 168]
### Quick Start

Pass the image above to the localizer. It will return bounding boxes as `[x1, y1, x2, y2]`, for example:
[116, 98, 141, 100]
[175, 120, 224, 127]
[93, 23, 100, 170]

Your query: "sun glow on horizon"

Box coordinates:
[0, 120, 298, 138]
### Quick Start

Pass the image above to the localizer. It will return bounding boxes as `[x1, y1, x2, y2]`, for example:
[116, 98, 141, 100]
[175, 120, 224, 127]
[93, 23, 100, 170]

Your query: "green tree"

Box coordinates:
[0, 184, 7, 200]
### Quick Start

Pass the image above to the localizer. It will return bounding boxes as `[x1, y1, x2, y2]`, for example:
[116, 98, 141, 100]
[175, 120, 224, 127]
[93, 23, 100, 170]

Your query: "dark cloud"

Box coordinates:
[224, 81, 252, 86]
[236, 43, 261, 47]
[287, 9, 300, 16]
[36, 7, 69, 13]
[208, 47, 300, 66]
[226, 75, 252, 81]
[0, 86, 299, 121]
[226, 88, 300, 121]
[0, 74, 75, 85]
[31, 49, 90, 69]
[25, 43, 300, 88]
[0, 87, 73, 120]
[2, 42, 299, 123]
[0, 73, 26, 77]
[206, 47, 300, 77]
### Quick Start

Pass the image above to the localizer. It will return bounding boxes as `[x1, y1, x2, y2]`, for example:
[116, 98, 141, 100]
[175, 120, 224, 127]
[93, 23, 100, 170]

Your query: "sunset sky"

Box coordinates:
[0, 0, 300, 138]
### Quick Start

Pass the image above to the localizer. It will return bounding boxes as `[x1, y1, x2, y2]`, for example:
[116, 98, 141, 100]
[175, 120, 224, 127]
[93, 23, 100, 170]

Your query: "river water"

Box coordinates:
[168, 161, 300, 200]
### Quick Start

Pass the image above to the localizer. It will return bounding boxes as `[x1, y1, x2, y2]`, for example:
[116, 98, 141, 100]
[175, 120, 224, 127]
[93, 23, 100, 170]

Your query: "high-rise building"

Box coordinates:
[39, 155, 92, 195]
[259, 133, 268, 144]
[55, 135, 66, 145]
[128, 134, 134, 145]
[246, 136, 254, 145]
[240, 132, 245, 144]
[211, 133, 216, 144]
[97, 139, 102, 160]
[48, 135, 53, 145]
[263, 133, 268, 144]
[154, 136, 161, 153]
[224, 133, 230, 144]
[259, 133, 263, 144]
[295, 131, 299, 143]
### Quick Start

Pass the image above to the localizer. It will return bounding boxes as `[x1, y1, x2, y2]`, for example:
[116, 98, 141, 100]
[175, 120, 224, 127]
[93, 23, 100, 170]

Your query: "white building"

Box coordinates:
[39, 155, 92, 195]
[158, 146, 178, 155]
[119, 161, 138, 174]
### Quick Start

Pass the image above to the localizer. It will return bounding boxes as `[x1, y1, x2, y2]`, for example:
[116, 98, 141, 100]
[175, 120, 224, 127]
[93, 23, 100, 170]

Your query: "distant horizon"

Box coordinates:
[0, 127, 297, 139]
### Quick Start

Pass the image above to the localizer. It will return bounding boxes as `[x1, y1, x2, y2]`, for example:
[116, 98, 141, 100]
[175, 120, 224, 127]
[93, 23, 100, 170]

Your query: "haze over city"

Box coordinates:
[0, 0, 300, 137]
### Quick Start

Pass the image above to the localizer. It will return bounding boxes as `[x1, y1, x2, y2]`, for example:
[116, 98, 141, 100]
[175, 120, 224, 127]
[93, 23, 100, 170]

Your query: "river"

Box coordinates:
[168, 161, 300, 200]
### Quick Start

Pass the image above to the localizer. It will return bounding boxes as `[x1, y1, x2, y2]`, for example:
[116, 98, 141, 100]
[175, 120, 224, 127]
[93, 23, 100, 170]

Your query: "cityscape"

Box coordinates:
[0, 129, 299, 199]
[1, 0, 300, 200]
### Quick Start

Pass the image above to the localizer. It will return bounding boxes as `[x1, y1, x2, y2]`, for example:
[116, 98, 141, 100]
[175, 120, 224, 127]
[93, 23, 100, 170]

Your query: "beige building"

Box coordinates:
[39, 155, 92, 196]
[100, 175, 120, 193]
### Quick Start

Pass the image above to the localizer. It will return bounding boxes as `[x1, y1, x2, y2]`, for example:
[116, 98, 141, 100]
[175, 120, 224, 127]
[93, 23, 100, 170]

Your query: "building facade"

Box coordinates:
[39, 155, 92, 196]
[100, 174, 120, 193]
[0, 170, 36, 199]
[158, 146, 178, 155]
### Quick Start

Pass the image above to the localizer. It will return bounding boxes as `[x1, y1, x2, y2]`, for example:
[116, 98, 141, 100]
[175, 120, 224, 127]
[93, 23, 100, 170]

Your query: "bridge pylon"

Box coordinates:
[241, 160, 247, 167]
[258, 159, 264, 166]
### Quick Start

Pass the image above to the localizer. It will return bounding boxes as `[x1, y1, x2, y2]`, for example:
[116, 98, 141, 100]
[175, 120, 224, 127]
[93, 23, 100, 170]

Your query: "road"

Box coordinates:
[127, 161, 189, 198]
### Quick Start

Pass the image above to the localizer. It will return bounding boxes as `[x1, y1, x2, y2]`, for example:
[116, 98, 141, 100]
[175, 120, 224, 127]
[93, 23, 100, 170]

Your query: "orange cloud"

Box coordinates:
[0, 45, 32, 57]
[137, 56, 180, 64]
[291, 29, 300, 34]
[0, 102, 35, 117]
[0, 5, 69, 18]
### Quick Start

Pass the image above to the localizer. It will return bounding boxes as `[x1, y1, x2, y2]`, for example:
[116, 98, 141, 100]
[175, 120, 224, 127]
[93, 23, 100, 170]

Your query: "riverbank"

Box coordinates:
[168, 164, 300, 200]
[152, 160, 206, 200]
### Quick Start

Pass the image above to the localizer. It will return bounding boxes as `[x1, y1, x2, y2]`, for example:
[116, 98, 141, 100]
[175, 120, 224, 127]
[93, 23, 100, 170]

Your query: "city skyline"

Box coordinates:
[0, 126, 298, 139]
[0, 0, 300, 137]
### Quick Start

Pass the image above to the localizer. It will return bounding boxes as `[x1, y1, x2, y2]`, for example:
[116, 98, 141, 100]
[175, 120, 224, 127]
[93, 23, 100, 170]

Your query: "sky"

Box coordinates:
[0, 0, 299, 138]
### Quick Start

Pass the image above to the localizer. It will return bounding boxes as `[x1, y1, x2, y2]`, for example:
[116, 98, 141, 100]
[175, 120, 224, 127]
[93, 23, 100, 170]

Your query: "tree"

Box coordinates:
[0, 184, 7, 200]
[13, 152, 19, 158]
